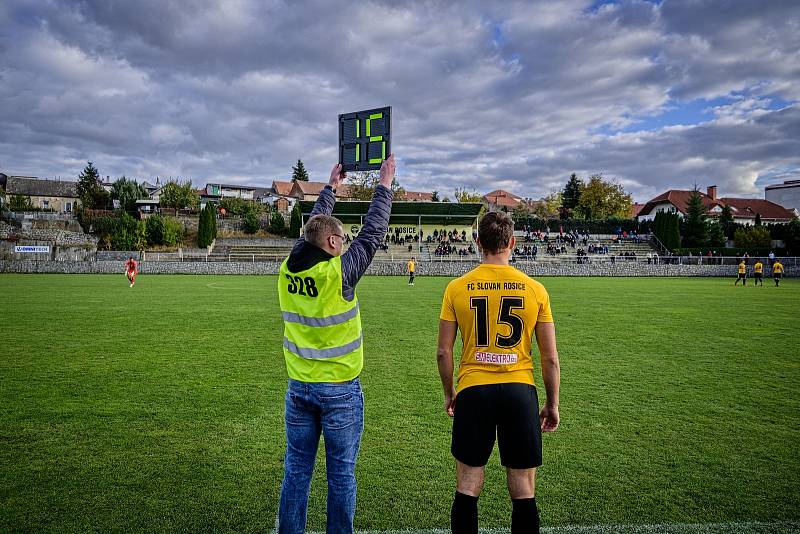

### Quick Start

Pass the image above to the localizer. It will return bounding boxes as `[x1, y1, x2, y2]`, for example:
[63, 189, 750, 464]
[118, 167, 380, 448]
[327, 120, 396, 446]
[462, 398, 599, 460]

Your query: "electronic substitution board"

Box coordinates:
[339, 106, 391, 172]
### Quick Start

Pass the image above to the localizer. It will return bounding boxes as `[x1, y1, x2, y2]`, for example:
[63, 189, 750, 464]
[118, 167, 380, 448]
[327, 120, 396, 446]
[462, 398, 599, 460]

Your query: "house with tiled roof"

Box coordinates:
[631, 203, 645, 218]
[4, 176, 80, 212]
[397, 190, 434, 202]
[254, 180, 297, 213]
[290, 180, 353, 201]
[483, 189, 523, 211]
[638, 186, 795, 224]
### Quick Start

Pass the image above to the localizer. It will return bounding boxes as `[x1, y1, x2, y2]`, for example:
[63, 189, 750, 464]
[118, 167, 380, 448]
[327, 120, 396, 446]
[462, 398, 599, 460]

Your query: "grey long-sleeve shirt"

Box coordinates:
[286, 184, 392, 301]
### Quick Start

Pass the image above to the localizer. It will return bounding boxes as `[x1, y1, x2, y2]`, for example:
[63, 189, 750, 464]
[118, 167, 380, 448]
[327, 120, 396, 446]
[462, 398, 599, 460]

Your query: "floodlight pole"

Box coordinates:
[418, 215, 422, 254]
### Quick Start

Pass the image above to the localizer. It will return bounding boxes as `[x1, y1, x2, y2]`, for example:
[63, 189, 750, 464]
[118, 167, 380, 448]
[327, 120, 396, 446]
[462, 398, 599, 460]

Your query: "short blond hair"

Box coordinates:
[304, 214, 343, 248]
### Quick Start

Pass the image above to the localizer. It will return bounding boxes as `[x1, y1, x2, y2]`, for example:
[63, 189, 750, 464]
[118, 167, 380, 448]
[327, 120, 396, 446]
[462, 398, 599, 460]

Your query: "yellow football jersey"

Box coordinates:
[773, 262, 784, 274]
[738, 262, 746, 274]
[440, 264, 553, 394]
[408, 260, 416, 273]
[754, 262, 763, 274]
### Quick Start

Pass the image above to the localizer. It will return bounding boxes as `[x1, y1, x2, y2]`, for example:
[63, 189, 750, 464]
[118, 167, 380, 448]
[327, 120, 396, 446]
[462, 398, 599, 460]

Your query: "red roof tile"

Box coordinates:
[399, 191, 434, 201]
[272, 180, 294, 196]
[640, 189, 795, 221]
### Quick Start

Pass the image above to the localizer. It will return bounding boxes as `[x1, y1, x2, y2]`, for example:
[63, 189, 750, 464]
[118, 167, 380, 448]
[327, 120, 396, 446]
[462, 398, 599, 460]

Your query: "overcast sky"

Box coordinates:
[1, 0, 799, 202]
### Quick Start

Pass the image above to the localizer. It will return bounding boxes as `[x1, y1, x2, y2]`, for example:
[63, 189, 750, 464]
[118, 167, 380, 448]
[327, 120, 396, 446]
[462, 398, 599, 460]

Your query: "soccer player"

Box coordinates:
[408, 256, 416, 286]
[735, 259, 746, 286]
[277, 155, 395, 534]
[772, 259, 784, 287]
[753, 258, 764, 286]
[124, 256, 138, 287]
[437, 211, 561, 534]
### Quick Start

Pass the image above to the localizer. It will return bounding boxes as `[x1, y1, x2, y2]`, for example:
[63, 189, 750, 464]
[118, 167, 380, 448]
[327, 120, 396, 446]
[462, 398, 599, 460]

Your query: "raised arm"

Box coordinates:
[289, 164, 344, 253]
[534, 321, 560, 432]
[341, 155, 395, 285]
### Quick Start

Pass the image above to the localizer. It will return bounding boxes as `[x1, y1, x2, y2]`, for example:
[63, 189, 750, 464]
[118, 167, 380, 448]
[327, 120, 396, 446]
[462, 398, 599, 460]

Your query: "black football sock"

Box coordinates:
[451, 491, 478, 534]
[511, 497, 540, 534]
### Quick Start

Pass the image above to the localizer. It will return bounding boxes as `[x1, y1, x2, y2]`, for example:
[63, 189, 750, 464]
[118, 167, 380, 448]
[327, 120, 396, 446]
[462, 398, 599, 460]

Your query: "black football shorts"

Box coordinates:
[452, 382, 542, 469]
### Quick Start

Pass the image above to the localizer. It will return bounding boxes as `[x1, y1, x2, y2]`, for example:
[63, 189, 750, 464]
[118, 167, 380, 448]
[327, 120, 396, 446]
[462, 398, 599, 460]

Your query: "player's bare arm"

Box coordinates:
[437, 318, 458, 417]
[535, 321, 560, 432]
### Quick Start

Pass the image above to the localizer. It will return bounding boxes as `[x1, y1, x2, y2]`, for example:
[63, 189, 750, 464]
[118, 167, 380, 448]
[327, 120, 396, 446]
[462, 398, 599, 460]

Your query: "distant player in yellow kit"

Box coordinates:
[753, 258, 764, 286]
[436, 211, 561, 533]
[772, 259, 784, 287]
[407, 256, 416, 286]
[735, 259, 746, 286]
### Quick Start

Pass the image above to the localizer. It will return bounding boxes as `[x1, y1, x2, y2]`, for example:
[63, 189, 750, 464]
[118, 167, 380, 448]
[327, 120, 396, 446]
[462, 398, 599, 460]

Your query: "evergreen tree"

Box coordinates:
[198, 204, 212, 248]
[209, 203, 217, 241]
[719, 204, 734, 239]
[707, 221, 726, 248]
[681, 188, 708, 247]
[431, 190, 440, 202]
[654, 212, 664, 244]
[560, 173, 583, 216]
[292, 159, 309, 182]
[269, 211, 286, 235]
[77, 162, 111, 209]
[289, 203, 302, 237]
[668, 213, 681, 250]
[754, 212, 762, 226]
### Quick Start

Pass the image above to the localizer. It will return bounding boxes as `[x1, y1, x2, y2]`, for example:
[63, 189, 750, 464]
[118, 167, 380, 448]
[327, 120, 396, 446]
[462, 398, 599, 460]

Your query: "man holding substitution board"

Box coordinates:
[276, 107, 395, 534]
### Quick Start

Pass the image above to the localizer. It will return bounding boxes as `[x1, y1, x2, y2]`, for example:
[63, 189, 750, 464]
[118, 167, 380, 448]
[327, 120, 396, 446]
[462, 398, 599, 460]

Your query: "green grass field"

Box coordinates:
[1, 274, 799, 533]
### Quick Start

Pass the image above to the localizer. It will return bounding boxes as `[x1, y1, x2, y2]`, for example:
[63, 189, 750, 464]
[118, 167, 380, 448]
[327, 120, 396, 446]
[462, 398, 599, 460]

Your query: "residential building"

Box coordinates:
[398, 191, 434, 202]
[765, 180, 800, 213]
[205, 183, 257, 200]
[638, 185, 795, 224]
[289, 180, 353, 201]
[483, 189, 523, 211]
[142, 179, 161, 197]
[4, 176, 80, 212]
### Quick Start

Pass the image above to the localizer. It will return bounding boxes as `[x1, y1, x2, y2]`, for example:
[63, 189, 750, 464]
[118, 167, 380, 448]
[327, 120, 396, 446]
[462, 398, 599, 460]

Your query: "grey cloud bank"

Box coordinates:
[0, 0, 798, 202]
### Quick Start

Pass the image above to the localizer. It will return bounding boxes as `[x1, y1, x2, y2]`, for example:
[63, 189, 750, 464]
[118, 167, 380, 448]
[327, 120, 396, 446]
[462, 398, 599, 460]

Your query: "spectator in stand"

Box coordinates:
[768, 251, 775, 266]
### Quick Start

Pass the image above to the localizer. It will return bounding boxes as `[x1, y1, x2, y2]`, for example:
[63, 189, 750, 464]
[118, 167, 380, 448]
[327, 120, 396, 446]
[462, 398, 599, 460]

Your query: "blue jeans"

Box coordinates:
[278, 378, 364, 534]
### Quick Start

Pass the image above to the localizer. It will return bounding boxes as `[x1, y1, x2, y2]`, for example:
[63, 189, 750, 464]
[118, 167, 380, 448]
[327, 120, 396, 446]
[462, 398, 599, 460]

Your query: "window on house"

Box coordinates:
[43, 200, 49, 209]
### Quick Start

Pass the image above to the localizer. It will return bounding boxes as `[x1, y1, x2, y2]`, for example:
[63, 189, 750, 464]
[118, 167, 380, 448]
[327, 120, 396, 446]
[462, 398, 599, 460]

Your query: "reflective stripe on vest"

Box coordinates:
[283, 335, 363, 359]
[278, 255, 363, 382]
[281, 304, 360, 327]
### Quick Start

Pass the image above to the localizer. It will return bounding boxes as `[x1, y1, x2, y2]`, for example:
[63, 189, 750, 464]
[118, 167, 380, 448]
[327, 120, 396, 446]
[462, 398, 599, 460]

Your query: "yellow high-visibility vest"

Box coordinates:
[278, 255, 363, 382]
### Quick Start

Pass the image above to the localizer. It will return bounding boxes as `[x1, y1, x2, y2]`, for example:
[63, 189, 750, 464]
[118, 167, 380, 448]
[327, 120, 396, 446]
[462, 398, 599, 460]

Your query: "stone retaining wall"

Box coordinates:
[1, 259, 796, 277]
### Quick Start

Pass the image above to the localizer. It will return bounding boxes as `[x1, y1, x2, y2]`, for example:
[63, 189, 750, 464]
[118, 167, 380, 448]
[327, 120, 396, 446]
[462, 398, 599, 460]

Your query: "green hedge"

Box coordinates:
[88, 212, 184, 250]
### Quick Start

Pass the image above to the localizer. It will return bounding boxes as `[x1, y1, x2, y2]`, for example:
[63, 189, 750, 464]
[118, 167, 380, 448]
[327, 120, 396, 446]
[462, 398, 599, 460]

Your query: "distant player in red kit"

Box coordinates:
[125, 256, 138, 287]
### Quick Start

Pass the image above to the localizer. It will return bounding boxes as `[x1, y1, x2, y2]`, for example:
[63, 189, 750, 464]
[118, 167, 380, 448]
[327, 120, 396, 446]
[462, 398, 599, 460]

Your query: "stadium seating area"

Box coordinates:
[202, 234, 656, 264]
[512, 235, 656, 264]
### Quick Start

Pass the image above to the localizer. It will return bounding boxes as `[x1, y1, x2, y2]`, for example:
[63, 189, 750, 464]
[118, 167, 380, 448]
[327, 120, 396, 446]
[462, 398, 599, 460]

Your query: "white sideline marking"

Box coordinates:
[303, 521, 799, 534]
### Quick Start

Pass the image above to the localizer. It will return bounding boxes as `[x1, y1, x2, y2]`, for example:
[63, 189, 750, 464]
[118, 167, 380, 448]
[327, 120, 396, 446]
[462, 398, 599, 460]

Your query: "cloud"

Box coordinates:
[0, 0, 798, 203]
